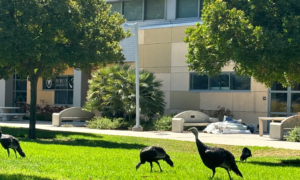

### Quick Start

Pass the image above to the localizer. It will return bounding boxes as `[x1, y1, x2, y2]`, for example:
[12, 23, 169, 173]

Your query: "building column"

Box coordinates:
[73, 69, 89, 107]
[166, 0, 176, 20]
[0, 79, 5, 117]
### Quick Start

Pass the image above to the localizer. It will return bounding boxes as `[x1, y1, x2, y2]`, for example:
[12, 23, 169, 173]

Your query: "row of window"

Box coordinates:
[190, 73, 251, 91]
[108, 0, 203, 21]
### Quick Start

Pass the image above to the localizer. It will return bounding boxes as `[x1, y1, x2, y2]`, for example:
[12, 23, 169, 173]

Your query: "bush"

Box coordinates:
[286, 126, 300, 142]
[83, 64, 166, 119]
[200, 106, 234, 121]
[154, 116, 172, 131]
[23, 99, 69, 121]
[85, 117, 130, 130]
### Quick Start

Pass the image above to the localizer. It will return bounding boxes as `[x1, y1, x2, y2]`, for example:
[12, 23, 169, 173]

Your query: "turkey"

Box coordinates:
[188, 127, 242, 179]
[136, 146, 174, 172]
[0, 130, 26, 158]
[240, 147, 252, 162]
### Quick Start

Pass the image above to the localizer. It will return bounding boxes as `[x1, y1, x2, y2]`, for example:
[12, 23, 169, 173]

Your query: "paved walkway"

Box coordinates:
[0, 120, 299, 150]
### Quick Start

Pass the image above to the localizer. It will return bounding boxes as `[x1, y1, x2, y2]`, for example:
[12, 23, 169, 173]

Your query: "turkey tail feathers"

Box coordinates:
[232, 166, 243, 178]
[16, 147, 25, 157]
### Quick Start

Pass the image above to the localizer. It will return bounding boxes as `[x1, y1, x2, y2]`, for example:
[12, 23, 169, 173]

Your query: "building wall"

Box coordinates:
[138, 25, 269, 130]
[26, 67, 74, 105]
[0, 79, 5, 107]
[23, 24, 269, 131]
[5, 76, 14, 107]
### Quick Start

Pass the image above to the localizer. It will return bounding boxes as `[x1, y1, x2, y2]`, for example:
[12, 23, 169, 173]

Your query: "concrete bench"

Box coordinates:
[52, 107, 95, 126]
[172, 110, 219, 133]
[269, 115, 300, 140]
[0, 113, 26, 121]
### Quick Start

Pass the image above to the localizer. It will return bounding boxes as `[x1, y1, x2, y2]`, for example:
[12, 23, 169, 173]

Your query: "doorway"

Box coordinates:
[269, 82, 300, 117]
[13, 73, 27, 113]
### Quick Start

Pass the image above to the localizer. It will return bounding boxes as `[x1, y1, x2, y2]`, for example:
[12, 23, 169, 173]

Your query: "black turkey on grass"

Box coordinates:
[0, 130, 25, 158]
[188, 127, 242, 179]
[136, 146, 173, 172]
[240, 147, 252, 162]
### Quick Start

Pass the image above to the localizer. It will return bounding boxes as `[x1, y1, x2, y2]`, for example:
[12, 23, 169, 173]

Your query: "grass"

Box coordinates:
[0, 127, 300, 180]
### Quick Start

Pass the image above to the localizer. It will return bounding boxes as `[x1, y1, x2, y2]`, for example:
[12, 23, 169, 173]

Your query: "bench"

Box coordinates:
[172, 110, 219, 133]
[0, 107, 25, 121]
[0, 113, 26, 121]
[269, 115, 300, 140]
[52, 107, 95, 126]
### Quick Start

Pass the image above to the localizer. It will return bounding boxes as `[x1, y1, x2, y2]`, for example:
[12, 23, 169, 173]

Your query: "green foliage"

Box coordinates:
[0, 0, 129, 138]
[286, 126, 300, 142]
[84, 64, 166, 118]
[85, 117, 129, 130]
[85, 115, 173, 131]
[184, 0, 300, 87]
[154, 116, 173, 131]
[0, 0, 129, 79]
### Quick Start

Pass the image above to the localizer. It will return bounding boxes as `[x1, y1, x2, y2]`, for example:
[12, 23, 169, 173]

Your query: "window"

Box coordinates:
[190, 72, 251, 91]
[108, 0, 165, 21]
[271, 81, 287, 91]
[190, 73, 208, 90]
[176, 0, 199, 18]
[230, 73, 251, 90]
[13, 73, 27, 112]
[109, 2, 122, 15]
[145, 0, 165, 20]
[43, 76, 74, 105]
[123, 0, 143, 21]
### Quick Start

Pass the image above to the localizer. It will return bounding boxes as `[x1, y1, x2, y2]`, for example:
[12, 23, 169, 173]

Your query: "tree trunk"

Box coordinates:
[29, 76, 38, 139]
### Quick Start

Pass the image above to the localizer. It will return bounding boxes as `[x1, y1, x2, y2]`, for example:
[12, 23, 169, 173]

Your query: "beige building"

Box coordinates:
[1, 0, 299, 132]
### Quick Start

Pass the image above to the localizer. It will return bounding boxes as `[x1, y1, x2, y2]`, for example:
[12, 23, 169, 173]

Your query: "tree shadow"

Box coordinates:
[0, 126, 103, 139]
[1, 126, 146, 149]
[246, 159, 300, 167]
[0, 173, 52, 180]
[21, 138, 146, 149]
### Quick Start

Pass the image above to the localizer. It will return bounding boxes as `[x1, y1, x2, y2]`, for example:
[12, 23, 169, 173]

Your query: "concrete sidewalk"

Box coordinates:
[0, 120, 299, 150]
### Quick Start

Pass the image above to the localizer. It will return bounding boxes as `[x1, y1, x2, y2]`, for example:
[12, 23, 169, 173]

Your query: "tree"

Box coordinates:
[184, 0, 300, 87]
[83, 64, 166, 119]
[0, 0, 129, 139]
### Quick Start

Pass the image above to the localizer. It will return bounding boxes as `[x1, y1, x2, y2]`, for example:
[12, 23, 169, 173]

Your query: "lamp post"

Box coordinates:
[131, 23, 143, 131]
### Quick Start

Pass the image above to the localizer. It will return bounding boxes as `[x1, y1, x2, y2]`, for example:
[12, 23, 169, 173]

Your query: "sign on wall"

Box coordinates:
[43, 76, 74, 90]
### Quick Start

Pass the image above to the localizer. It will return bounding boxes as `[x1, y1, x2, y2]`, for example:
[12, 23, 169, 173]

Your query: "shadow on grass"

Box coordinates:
[22, 138, 146, 149]
[0, 173, 52, 180]
[246, 159, 300, 167]
[1, 126, 146, 150]
[0, 126, 103, 139]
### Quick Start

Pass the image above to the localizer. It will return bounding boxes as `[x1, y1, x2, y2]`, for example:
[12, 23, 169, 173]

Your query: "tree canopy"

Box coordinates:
[0, 0, 129, 138]
[184, 0, 300, 87]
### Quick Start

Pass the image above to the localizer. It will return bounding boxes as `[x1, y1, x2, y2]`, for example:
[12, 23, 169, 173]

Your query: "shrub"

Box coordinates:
[23, 100, 69, 121]
[83, 64, 166, 119]
[200, 106, 234, 121]
[286, 126, 300, 142]
[154, 116, 172, 131]
[85, 117, 129, 130]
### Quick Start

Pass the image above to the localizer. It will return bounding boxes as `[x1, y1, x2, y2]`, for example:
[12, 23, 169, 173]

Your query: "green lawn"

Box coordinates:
[0, 127, 299, 180]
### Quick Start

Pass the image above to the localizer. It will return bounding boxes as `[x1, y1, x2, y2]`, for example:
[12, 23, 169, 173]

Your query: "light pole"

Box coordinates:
[131, 23, 143, 131]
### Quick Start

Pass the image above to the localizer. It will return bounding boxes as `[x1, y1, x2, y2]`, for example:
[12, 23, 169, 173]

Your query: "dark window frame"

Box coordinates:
[13, 73, 27, 112]
[189, 72, 251, 91]
[108, 0, 166, 21]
